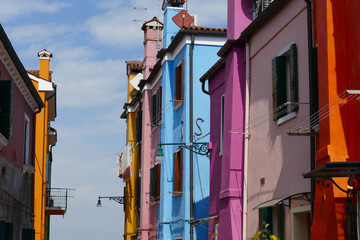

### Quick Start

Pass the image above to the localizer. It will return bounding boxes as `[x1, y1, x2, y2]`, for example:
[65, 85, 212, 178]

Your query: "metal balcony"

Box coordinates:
[45, 188, 75, 215]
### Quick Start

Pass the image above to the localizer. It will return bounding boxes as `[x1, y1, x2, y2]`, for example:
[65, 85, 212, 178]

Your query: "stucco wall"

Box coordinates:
[246, 0, 310, 238]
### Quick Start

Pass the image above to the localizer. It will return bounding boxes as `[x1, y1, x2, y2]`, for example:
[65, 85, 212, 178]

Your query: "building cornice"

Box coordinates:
[0, 42, 40, 111]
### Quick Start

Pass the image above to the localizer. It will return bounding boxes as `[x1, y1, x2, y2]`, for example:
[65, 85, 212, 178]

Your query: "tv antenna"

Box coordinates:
[133, 7, 148, 22]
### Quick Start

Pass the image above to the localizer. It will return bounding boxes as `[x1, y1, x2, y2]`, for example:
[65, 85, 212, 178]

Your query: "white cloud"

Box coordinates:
[0, 0, 71, 21]
[84, 8, 144, 48]
[54, 56, 127, 108]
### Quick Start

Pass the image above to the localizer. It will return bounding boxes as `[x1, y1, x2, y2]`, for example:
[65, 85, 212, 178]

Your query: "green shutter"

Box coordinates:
[5, 223, 12, 240]
[150, 166, 156, 200]
[136, 176, 141, 209]
[136, 110, 142, 142]
[0, 221, 5, 240]
[22, 229, 35, 240]
[152, 93, 157, 126]
[262, 207, 273, 233]
[290, 44, 299, 112]
[0, 81, 13, 139]
[272, 57, 287, 120]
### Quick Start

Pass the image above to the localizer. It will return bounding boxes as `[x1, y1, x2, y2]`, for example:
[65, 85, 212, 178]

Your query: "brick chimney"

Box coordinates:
[141, 17, 163, 79]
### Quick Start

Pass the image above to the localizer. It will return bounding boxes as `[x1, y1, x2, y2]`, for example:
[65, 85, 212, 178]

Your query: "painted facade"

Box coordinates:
[29, 49, 59, 240]
[310, 0, 360, 239]
[147, 2, 226, 239]
[121, 60, 143, 240]
[199, 0, 252, 239]
[245, 1, 311, 239]
[138, 17, 163, 240]
[0, 24, 44, 240]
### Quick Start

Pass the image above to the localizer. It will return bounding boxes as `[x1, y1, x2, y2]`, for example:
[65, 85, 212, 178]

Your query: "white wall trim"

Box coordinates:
[28, 73, 53, 91]
[0, 41, 39, 111]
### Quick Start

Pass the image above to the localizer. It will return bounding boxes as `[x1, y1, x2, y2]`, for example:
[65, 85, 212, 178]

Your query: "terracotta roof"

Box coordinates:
[141, 17, 163, 31]
[181, 26, 227, 32]
[162, 0, 185, 10]
[125, 61, 143, 72]
[27, 70, 53, 80]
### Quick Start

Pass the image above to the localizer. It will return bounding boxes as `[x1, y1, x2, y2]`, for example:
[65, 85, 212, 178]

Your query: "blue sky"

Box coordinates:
[0, 0, 226, 239]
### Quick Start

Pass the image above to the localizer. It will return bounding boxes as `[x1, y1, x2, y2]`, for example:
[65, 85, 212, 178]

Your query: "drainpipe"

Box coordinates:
[189, 34, 195, 240]
[243, 39, 251, 240]
[304, 0, 316, 216]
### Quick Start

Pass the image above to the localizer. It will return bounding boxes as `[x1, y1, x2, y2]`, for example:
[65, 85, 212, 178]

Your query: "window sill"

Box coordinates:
[174, 101, 184, 111]
[276, 112, 296, 126]
[171, 191, 183, 198]
[0, 134, 8, 150]
[149, 199, 160, 206]
[23, 164, 35, 175]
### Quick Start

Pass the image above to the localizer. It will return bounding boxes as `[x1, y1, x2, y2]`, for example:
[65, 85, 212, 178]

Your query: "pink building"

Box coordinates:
[0, 24, 44, 238]
[201, 0, 313, 239]
[200, 0, 252, 239]
[138, 17, 163, 240]
[244, 0, 312, 239]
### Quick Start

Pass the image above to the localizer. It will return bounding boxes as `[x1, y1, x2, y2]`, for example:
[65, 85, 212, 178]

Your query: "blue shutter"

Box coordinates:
[290, 44, 299, 112]
[0, 81, 13, 139]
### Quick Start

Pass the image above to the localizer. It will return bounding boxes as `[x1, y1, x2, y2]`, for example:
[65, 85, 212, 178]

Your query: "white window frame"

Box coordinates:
[23, 114, 30, 165]
[220, 95, 225, 156]
[275, 42, 297, 125]
[291, 205, 311, 240]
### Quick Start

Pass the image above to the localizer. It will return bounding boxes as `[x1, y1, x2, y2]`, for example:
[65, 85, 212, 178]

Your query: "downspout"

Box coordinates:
[201, 80, 209, 95]
[189, 34, 195, 240]
[304, 0, 316, 216]
[243, 39, 251, 240]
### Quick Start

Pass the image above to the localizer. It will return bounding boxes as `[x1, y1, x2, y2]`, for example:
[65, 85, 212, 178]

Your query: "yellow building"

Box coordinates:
[28, 49, 57, 240]
[120, 60, 143, 240]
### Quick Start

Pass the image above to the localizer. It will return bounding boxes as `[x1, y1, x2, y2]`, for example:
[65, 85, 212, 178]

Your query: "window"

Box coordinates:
[0, 221, 13, 240]
[272, 43, 298, 123]
[150, 164, 161, 202]
[24, 114, 30, 165]
[152, 87, 162, 127]
[253, 0, 274, 18]
[174, 59, 184, 109]
[259, 205, 284, 239]
[22, 228, 35, 240]
[173, 149, 183, 195]
[220, 95, 225, 156]
[0, 80, 13, 140]
[291, 205, 311, 240]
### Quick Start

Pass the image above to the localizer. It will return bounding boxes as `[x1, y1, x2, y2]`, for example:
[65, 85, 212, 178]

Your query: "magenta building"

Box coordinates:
[200, 0, 252, 239]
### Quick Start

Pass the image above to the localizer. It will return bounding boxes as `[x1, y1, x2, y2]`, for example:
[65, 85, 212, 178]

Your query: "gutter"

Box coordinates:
[243, 40, 251, 240]
[304, 0, 317, 217]
[189, 34, 195, 240]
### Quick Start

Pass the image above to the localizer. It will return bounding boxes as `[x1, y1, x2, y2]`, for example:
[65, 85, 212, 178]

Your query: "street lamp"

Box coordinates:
[96, 196, 124, 207]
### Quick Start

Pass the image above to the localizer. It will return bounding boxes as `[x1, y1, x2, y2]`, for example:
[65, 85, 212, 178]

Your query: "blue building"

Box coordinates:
[146, 1, 226, 239]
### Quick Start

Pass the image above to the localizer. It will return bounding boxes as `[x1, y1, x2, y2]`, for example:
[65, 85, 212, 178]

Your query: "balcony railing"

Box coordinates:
[45, 188, 75, 215]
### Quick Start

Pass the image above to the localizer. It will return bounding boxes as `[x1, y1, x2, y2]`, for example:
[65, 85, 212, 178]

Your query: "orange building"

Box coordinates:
[28, 50, 58, 240]
[308, 0, 360, 239]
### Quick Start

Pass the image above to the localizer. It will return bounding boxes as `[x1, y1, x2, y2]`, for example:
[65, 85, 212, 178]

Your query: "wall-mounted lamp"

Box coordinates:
[155, 146, 164, 163]
[96, 196, 124, 207]
[158, 141, 209, 157]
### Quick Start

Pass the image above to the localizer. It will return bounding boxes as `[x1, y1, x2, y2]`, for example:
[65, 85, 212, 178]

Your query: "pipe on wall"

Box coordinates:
[243, 40, 251, 240]
[304, 0, 317, 216]
[189, 34, 195, 240]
